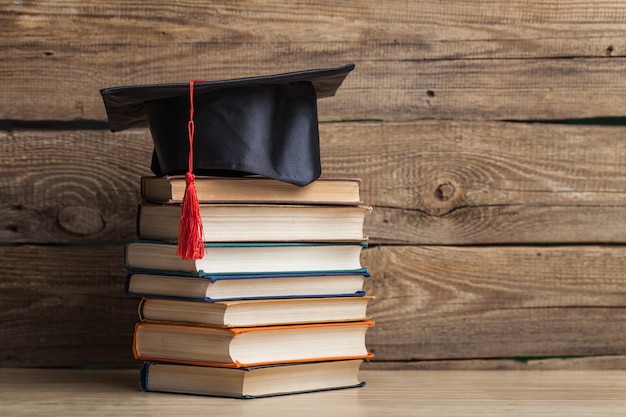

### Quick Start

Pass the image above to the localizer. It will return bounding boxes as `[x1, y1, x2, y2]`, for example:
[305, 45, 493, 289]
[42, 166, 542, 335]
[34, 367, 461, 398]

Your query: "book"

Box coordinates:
[138, 296, 374, 327]
[141, 176, 362, 205]
[125, 240, 367, 275]
[139, 359, 365, 398]
[125, 270, 369, 301]
[137, 203, 370, 242]
[133, 320, 374, 367]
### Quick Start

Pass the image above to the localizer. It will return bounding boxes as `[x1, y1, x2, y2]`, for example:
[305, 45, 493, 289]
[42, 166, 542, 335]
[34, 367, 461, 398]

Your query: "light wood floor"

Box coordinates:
[2, 368, 625, 416]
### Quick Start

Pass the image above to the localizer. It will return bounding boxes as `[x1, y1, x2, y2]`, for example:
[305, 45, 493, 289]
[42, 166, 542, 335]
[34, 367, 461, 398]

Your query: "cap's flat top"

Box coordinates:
[100, 63, 355, 131]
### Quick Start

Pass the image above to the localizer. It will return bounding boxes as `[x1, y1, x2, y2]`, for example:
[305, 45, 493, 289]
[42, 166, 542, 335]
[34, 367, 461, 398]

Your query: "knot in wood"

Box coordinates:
[434, 182, 455, 201]
[57, 206, 105, 236]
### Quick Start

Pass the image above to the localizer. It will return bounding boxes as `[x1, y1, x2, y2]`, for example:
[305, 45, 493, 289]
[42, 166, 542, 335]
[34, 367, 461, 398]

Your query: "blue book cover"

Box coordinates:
[125, 269, 370, 302]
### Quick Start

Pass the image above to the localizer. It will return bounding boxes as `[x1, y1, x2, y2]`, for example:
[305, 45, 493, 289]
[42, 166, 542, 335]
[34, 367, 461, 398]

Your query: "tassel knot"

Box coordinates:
[176, 172, 205, 260]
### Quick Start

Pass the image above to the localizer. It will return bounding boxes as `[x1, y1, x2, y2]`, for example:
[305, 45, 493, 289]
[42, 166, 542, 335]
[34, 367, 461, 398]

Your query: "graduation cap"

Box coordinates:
[100, 63, 355, 260]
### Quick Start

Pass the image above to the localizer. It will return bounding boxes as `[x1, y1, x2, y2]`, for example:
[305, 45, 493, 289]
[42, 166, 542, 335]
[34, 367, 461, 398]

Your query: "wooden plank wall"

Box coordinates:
[2, 1, 626, 369]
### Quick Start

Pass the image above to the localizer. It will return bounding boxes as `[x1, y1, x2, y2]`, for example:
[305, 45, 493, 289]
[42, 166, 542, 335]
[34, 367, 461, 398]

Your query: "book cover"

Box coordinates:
[141, 176, 363, 205]
[124, 240, 367, 275]
[133, 320, 375, 367]
[139, 359, 366, 398]
[137, 203, 371, 243]
[124, 269, 370, 301]
[137, 296, 374, 327]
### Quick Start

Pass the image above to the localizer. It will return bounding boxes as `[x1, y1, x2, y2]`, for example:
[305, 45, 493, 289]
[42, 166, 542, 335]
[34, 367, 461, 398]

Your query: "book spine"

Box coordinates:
[138, 362, 151, 392]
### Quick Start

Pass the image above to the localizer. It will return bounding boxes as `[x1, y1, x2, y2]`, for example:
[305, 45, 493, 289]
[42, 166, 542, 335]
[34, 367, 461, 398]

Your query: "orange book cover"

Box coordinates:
[133, 320, 374, 368]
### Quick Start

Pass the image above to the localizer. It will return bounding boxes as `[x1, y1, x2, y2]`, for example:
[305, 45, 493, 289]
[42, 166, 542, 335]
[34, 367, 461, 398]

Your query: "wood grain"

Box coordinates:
[323, 121, 626, 244]
[3, 122, 626, 244]
[365, 356, 626, 370]
[2, 1, 626, 121]
[1, 369, 626, 416]
[0, 129, 152, 243]
[362, 245, 626, 361]
[0, 245, 137, 367]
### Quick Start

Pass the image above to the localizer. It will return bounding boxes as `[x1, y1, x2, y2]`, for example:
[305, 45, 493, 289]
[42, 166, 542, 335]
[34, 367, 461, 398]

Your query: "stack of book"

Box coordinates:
[124, 175, 374, 398]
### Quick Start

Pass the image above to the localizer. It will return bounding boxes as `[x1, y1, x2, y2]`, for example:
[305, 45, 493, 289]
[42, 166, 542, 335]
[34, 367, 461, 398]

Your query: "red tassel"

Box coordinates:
[176, 172, 205, 260]
[176, 80, 204, 260]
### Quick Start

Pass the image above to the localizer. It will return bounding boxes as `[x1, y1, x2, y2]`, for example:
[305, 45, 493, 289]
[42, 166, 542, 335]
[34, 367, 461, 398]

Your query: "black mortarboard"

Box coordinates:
[100, 63, 355, 187]
[100, 63, 355, 260]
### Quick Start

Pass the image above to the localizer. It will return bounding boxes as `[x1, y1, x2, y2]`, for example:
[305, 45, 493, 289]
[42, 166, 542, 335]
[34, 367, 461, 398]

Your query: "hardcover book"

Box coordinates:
[125, 270, 369, 301]
[137, 203, 370, 243]
[125, 240, 367, 275]
[133, 320, 374, 367]
[139, 359, 366, 398]
[138, 296, 373, 327]
[141, 176, 363, 205]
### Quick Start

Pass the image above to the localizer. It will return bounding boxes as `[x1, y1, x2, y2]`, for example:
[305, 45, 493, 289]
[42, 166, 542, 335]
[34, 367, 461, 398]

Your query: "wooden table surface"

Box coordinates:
[1, 368, 625, 416]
